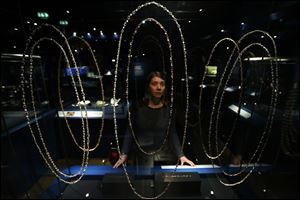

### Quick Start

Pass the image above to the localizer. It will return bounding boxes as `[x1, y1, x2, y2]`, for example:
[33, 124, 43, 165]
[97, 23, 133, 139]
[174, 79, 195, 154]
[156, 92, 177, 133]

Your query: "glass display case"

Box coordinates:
[1, 1, 298, 199]
[1, 53, 49, 134]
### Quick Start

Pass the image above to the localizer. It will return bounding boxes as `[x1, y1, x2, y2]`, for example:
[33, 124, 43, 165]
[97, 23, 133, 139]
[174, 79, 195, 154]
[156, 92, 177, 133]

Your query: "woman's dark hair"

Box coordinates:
[143, 71, 169, 106]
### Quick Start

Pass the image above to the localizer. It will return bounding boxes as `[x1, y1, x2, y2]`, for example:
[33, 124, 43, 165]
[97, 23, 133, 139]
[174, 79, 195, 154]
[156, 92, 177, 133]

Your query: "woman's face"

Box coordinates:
[149, 76, 165, 99]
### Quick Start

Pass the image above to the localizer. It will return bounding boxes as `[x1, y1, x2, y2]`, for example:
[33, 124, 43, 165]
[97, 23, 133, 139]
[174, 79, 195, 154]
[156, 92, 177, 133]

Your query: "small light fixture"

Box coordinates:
[263, 189, 267, 193]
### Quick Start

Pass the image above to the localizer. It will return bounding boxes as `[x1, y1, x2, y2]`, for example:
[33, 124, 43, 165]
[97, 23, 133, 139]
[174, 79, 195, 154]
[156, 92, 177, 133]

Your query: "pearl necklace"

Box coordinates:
[57, 36, 105, 151]
[21, 24, 91, 184]
[113, 2, 189, 198]
[198, 30, 278, 186]
[126, 18, 174, 156]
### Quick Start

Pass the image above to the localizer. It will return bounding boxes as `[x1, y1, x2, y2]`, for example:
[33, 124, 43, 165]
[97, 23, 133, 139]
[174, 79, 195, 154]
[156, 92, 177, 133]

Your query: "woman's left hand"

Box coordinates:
[179, 156, 195, 166]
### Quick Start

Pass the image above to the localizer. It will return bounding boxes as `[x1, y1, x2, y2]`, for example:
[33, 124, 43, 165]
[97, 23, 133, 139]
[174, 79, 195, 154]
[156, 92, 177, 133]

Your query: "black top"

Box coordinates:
[121, 100, 184, 160]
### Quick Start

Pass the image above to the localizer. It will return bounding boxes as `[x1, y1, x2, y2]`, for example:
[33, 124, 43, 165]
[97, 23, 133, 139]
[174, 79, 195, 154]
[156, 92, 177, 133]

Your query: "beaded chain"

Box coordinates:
[21, 24, 91, 184]
[198, 30, 278, 186]
[112, 2, 189, 198]
[126, 18, 174, 156]
[57, 36, 105, 151]
[199, 38, 243, 160]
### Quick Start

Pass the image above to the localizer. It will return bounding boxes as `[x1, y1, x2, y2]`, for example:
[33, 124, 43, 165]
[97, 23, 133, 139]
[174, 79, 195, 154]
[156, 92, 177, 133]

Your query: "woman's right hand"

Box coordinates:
[113, 154, 127, 168]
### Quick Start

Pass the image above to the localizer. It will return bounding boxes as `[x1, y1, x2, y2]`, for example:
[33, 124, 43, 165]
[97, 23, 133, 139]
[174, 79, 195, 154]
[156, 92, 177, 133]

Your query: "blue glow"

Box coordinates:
[65, 66, 88, 76]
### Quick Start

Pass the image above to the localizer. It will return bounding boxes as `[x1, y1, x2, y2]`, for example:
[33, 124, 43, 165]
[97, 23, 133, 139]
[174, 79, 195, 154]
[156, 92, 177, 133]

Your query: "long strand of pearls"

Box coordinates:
[113, 2, 189, 199]
[198, 30, 278, 186]
[57, 36, 105, 151]
[21, 24, 91, 184]
[126, 18, 173, 156]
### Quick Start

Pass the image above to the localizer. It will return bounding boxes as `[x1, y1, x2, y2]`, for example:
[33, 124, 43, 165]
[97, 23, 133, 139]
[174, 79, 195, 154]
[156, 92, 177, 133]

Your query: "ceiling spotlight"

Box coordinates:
[66, 10, 70, 14]
[113, 32, 119, 39]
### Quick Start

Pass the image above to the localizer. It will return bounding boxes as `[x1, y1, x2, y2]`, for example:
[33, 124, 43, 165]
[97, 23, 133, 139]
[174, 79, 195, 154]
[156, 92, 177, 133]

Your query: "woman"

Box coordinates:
[113, 72, 195, 168]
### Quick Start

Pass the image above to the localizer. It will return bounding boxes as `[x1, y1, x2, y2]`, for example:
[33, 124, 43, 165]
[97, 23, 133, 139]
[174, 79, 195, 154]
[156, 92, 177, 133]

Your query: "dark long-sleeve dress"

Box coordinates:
[121, 100, 184, 166]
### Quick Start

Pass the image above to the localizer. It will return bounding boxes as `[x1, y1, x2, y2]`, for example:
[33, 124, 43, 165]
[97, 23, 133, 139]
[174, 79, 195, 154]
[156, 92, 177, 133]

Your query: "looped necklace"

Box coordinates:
[126, 17, 174, 156]
[113, 2, 190, 198]
[21, 24, 90, 184]
[57, 36, 105, 152]
[198, 30, 278, 186]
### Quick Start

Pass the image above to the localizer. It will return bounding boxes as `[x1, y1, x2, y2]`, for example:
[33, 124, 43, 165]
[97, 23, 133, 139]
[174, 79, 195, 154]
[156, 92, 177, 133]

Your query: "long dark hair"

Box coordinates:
[143, 71, 169, 106]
